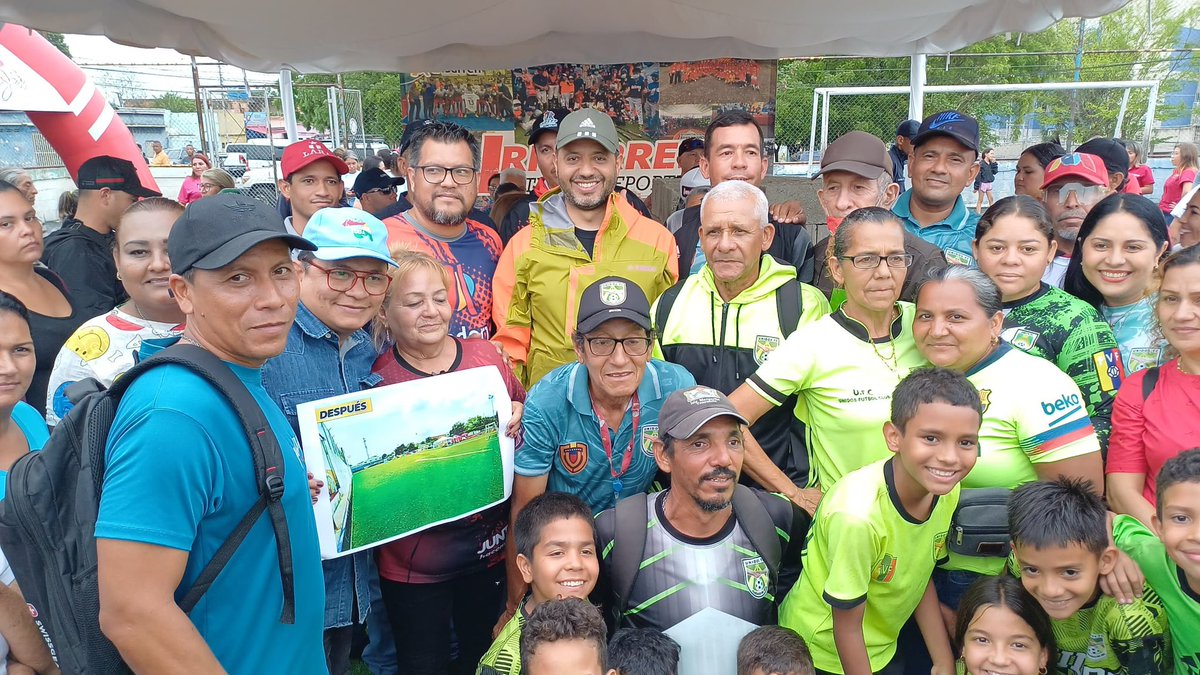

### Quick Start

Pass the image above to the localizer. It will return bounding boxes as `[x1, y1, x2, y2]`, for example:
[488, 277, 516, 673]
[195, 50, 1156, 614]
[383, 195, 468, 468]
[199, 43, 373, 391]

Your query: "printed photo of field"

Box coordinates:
[349, 430, 504, 549]
[298, 366, 516, 558]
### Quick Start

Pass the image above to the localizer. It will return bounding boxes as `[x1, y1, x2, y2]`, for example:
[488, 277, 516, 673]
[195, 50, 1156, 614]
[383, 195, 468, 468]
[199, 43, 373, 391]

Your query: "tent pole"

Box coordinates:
[280, 69, 299, 141]
[909, 54, 927, 122]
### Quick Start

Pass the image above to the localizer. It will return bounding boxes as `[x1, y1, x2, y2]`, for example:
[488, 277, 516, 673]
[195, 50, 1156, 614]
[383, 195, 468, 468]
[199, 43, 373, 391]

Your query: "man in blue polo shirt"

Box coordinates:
[891, 110, 982, 266]
[499, 276, 694, 628]
[95, 194, 326, 673]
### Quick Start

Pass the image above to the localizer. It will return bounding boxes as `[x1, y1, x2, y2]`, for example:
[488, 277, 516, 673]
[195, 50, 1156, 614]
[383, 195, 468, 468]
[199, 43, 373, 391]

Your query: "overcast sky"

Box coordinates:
[65, 34, 277, 101]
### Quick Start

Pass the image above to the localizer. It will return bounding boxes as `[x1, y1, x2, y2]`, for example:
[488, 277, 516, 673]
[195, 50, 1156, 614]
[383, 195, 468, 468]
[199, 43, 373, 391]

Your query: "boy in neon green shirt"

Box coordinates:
[1009, 478, 1168, 674]
[478, 492, 599, 675]
[1113, 449, 1200, 674]
[780, 367, 983, 674]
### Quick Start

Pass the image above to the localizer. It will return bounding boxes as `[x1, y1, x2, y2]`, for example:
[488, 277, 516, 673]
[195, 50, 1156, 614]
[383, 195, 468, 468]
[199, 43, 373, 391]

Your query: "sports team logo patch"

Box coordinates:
[933, 532, 947, 560]
[743, 556, 770, 599]
[1093, 348, 1125, 392]
[559, 442, 589, 474]
[978, 388, 992, 414]
[943, 249, 972, 266]
[640, 425, 659, 457]
[753, 335, 781, 365]
[1005, 328, 1040, 351]
[873, 554, 897, 583]
[599, 280, 627, 306]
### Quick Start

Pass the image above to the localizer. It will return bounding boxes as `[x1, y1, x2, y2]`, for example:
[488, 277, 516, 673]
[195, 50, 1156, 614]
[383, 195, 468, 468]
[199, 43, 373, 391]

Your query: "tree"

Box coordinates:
[41, 31, 71, 58]
[775, 0, 1199, 150]
[154, 92, 199, 114]
[450, 421, 468, 436]
[293, 72, 407, 145]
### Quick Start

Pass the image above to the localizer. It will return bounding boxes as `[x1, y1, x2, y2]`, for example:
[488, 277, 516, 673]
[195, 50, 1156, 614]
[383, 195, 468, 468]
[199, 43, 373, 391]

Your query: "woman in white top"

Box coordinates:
[45, 198, 186, 424]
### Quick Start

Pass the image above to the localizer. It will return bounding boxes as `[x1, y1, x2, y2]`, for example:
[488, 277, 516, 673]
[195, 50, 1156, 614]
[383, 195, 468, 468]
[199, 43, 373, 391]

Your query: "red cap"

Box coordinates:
[1040, 153, 1108, 190]
[281, 140, 349, 179]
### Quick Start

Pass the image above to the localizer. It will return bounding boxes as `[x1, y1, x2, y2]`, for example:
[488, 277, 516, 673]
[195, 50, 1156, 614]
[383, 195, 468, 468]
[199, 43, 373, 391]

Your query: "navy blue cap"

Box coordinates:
[913, 111, 979, 153]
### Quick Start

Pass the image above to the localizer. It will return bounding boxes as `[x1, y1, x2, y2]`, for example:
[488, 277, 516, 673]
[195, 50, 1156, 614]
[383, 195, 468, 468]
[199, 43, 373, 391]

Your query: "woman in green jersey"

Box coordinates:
[1063, 194, 1171, 374]
[914, 265, 1103, 609]
[973, 196, 1122, 451]
[729, 207, 927, 512]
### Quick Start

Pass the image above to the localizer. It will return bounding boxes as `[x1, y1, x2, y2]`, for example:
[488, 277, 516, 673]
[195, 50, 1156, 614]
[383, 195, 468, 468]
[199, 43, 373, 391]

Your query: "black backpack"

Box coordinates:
[607, 485, 781, 627]
[0, 343, 296, 674]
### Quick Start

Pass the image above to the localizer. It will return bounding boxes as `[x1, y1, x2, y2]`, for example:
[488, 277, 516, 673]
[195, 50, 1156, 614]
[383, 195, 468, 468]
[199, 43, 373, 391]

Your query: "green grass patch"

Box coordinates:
[349, 432, 504, 549]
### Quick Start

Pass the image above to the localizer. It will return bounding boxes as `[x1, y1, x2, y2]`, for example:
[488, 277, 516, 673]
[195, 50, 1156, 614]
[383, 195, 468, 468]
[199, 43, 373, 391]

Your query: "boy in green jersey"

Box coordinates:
[1113, 449, 1200, 674]
[478, 493, 600, 675]
[779, 368, 982, 674]
[1009, 478, 1169, 674]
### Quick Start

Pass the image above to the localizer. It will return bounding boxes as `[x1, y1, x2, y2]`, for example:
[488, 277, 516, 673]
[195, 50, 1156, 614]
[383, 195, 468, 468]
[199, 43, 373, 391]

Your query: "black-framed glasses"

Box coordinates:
[307, 260, 392, 296]
[364, 185, 396, 196]
[413, 165, 477, 185]
[838, 254, 914, 269]
[582, 336, 652, 357]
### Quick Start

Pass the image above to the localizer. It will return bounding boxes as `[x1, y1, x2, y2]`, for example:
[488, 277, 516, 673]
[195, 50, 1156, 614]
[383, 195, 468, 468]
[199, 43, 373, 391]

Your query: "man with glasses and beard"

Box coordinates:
[383, 122, 503, 340]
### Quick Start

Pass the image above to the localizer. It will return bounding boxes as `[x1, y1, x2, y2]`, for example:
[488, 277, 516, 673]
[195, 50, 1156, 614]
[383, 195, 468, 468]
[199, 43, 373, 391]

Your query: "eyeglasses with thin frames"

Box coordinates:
[307, 260, 392, 296]
[838, 254, 914, 270]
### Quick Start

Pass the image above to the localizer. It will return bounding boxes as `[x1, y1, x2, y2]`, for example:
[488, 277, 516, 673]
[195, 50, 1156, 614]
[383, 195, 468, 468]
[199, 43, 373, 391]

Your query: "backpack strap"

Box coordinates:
[731, 485, 782, 585]
[774, 278, 803, 337]
[108, 343, 296, 624]
[1142, 366, 1160, 401]
[653, 281, 686, 340]
[609, 494, 651, 627]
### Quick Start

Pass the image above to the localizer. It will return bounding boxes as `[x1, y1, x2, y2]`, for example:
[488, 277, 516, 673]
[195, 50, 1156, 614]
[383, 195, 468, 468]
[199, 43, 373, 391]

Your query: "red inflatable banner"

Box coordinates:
[0, 24, 159, 192]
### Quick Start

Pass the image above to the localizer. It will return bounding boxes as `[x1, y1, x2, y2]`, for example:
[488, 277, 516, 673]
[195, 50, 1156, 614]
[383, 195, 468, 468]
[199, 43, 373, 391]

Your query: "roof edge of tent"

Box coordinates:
[0, 1, 1130, 73]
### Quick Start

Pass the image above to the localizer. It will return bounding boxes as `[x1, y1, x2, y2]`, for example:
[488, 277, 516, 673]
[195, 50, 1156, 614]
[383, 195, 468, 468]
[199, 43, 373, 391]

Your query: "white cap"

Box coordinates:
[681, 167, 710, 191]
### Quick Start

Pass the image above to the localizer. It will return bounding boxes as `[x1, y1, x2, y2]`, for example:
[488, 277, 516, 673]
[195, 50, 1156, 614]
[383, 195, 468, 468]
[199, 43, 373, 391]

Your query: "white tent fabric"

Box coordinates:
[0, 1, 1127, 73]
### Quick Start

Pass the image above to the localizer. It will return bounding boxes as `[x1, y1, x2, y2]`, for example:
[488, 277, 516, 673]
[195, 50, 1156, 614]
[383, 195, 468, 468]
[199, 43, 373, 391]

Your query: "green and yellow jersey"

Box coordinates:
[779, 458, 957, 673]
[1114, 515, 1200, 674]
[477, 598, 527, 675]
[746, 303, 927, 488]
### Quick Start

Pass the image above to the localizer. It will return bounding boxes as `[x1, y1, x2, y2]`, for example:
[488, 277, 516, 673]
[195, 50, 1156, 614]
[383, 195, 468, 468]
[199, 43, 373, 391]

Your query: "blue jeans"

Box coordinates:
[362, 563, 398, 675]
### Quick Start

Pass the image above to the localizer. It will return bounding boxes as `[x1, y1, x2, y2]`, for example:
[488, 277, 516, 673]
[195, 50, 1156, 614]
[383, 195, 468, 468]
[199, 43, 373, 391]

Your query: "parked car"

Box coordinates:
[221, 141, 286, 179]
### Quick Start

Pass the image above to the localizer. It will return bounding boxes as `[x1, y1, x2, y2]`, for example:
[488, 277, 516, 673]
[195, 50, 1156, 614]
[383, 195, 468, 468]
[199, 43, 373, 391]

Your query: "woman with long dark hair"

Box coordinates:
[1063, 194, 1171, 373]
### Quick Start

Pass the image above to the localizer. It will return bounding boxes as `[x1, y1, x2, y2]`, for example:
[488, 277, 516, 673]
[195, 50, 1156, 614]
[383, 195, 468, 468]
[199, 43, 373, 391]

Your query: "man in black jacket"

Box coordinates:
[42, 156, 160, 316]
[674, 111, 811, 282]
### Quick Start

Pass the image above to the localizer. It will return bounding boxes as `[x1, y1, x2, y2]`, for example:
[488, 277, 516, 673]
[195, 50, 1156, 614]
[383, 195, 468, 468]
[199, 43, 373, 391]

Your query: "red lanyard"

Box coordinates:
[593, 393, 640, 494]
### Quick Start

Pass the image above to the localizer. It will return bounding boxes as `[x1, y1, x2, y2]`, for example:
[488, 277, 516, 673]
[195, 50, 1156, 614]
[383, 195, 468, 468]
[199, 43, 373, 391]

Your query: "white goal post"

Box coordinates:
[804, 80, 1161, 175]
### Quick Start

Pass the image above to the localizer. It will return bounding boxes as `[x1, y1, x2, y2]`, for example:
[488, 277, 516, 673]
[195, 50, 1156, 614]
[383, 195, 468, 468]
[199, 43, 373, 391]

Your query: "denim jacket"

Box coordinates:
[262, 302, 383, 629]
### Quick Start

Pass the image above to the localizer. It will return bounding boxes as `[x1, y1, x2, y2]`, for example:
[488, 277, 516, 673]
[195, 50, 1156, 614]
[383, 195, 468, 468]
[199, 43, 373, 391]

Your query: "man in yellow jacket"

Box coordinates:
[493, 108, 678, 387]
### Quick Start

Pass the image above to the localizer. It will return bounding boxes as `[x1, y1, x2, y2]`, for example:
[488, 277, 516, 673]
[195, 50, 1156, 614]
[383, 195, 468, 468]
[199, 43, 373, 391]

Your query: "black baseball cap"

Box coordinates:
[528, 108, 570, 147]
[913, 110, 980, 153]
[576, 276, 651, 334]
[896, 120, 920, 139]
[678, 137, 705, 154]
[352, 167, 404, 195]
[77, 155, 160, 198]
[1075, 138, 1128, 178]
[169, 193, 316, 274]
[398, 119, 435, 155]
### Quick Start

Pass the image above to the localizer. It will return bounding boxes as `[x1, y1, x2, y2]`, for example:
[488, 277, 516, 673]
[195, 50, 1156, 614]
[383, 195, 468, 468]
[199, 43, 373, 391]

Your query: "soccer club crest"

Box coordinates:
[753, 335, 781, 365]
[599, 280, 627, 306]
[933, 532, 948, 560]
[743, 556, 770, 599]
[558, 442, 589, 474]
[873, 554, 897, 583]
[640, 425, 659, 457]
[978, 389, 992, 414]
[1004, 328, 1040, 352]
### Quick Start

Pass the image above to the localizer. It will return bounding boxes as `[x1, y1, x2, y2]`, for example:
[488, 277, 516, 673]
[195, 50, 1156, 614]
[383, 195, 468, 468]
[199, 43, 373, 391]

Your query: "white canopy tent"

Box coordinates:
[1, 1, 1127, 73]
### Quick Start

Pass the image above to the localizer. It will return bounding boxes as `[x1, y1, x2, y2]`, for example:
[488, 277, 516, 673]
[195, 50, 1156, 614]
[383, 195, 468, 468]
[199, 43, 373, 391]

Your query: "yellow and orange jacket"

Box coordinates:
[493, 189, 678, 387]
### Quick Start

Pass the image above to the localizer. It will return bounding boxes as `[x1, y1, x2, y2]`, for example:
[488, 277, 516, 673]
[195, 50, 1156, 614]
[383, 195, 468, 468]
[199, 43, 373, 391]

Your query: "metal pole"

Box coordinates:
[1115, 88, 1132, 138]
[279, 69, 299, 142]
[807, 90, 819, 175]
[1144, 83, 1159, 153]
[820, 91, 831, 157]
[909, 54, 927, 122]
[191, 57, 209, 155]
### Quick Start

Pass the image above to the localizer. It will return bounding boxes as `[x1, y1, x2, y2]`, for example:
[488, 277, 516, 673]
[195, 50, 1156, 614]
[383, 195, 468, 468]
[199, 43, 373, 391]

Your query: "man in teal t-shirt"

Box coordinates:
[95, 194, 327, 674]
[891, 110, 982, 266]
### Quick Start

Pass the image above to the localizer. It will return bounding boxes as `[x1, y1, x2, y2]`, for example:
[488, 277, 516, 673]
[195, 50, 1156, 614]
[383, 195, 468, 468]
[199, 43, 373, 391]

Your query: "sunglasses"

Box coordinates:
[363, 185, 396, 196]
